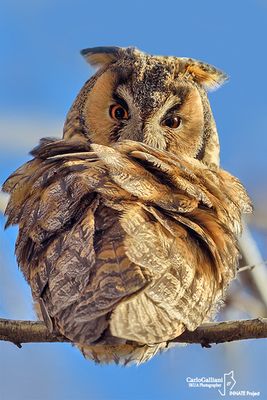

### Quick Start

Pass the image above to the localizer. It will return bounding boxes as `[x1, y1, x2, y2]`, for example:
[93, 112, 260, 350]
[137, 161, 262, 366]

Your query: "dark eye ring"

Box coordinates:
[109, 104, 129, 121]
[162, 116, 181, 129]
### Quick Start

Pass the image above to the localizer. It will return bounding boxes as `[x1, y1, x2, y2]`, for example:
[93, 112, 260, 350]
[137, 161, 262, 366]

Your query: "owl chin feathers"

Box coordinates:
[3, 47, 252, 365]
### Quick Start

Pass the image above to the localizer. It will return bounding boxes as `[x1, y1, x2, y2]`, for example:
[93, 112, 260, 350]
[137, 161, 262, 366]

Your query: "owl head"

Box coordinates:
[63, 46, 227, 166]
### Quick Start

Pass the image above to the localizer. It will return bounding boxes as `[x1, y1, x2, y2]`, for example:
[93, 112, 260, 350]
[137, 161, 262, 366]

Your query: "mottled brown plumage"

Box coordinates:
[3, 47, 252, 364]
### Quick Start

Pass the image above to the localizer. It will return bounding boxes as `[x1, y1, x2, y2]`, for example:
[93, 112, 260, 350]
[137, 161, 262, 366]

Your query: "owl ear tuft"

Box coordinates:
[180, 59, 228, 90]
[81, 46, 122, 68]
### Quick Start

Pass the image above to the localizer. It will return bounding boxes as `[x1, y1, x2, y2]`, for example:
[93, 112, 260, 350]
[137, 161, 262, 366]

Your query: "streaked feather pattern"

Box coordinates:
[3, 138, 251, 364]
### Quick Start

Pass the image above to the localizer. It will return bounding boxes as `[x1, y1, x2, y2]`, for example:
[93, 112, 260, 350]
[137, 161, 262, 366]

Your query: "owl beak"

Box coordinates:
[142, 124, 167, 150]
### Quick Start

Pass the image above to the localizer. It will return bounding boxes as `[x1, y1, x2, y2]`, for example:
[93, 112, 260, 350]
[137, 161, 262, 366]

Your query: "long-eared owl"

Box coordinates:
[3, 47, 252, 364]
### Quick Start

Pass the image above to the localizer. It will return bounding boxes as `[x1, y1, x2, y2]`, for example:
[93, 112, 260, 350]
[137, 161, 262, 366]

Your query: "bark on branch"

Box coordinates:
[1, 317, 266, 349]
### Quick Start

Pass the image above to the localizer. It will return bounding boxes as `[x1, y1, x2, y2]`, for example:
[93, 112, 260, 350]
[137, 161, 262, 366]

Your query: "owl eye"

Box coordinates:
[109, 104, 129, 121]
[162, 116, 181, 129]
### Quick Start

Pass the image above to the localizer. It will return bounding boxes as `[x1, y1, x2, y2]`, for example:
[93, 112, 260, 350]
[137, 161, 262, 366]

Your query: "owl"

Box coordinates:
[3, 46, 252, 365]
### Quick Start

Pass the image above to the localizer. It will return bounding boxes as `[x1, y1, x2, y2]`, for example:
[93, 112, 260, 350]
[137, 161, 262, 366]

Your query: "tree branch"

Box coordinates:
[1, 318, 266, 349]
[175, 318, 267, 347]
[0, 319, 67, 348]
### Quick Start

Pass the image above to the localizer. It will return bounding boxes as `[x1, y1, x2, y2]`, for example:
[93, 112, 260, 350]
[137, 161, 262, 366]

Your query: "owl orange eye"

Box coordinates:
[109, 104, 129, 121]
[163, 116, 181, 129]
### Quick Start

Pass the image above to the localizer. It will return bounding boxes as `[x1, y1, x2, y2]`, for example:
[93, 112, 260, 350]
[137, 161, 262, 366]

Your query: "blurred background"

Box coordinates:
[0, 1, 267, 399]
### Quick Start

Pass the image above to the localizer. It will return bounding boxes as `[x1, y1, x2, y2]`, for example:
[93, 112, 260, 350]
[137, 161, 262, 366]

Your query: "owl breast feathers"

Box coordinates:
[3, 47, 252, 365]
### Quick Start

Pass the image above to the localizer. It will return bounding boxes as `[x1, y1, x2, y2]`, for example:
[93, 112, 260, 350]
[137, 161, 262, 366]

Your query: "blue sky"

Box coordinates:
[0, 1, 267, 399]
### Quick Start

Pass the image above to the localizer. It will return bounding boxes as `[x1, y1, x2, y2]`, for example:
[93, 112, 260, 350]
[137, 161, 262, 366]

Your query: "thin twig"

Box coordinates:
[237, 260, 267, 274]
[239, 222, 267, 313]
[0, 191, 9, 214]
[0, 318, 266, 349]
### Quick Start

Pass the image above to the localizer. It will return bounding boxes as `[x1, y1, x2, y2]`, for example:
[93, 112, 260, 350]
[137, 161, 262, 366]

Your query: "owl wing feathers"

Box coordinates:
[89, 140, 251, 344]
[3, 139, 152, 344]
[3, 138, 252, 361]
